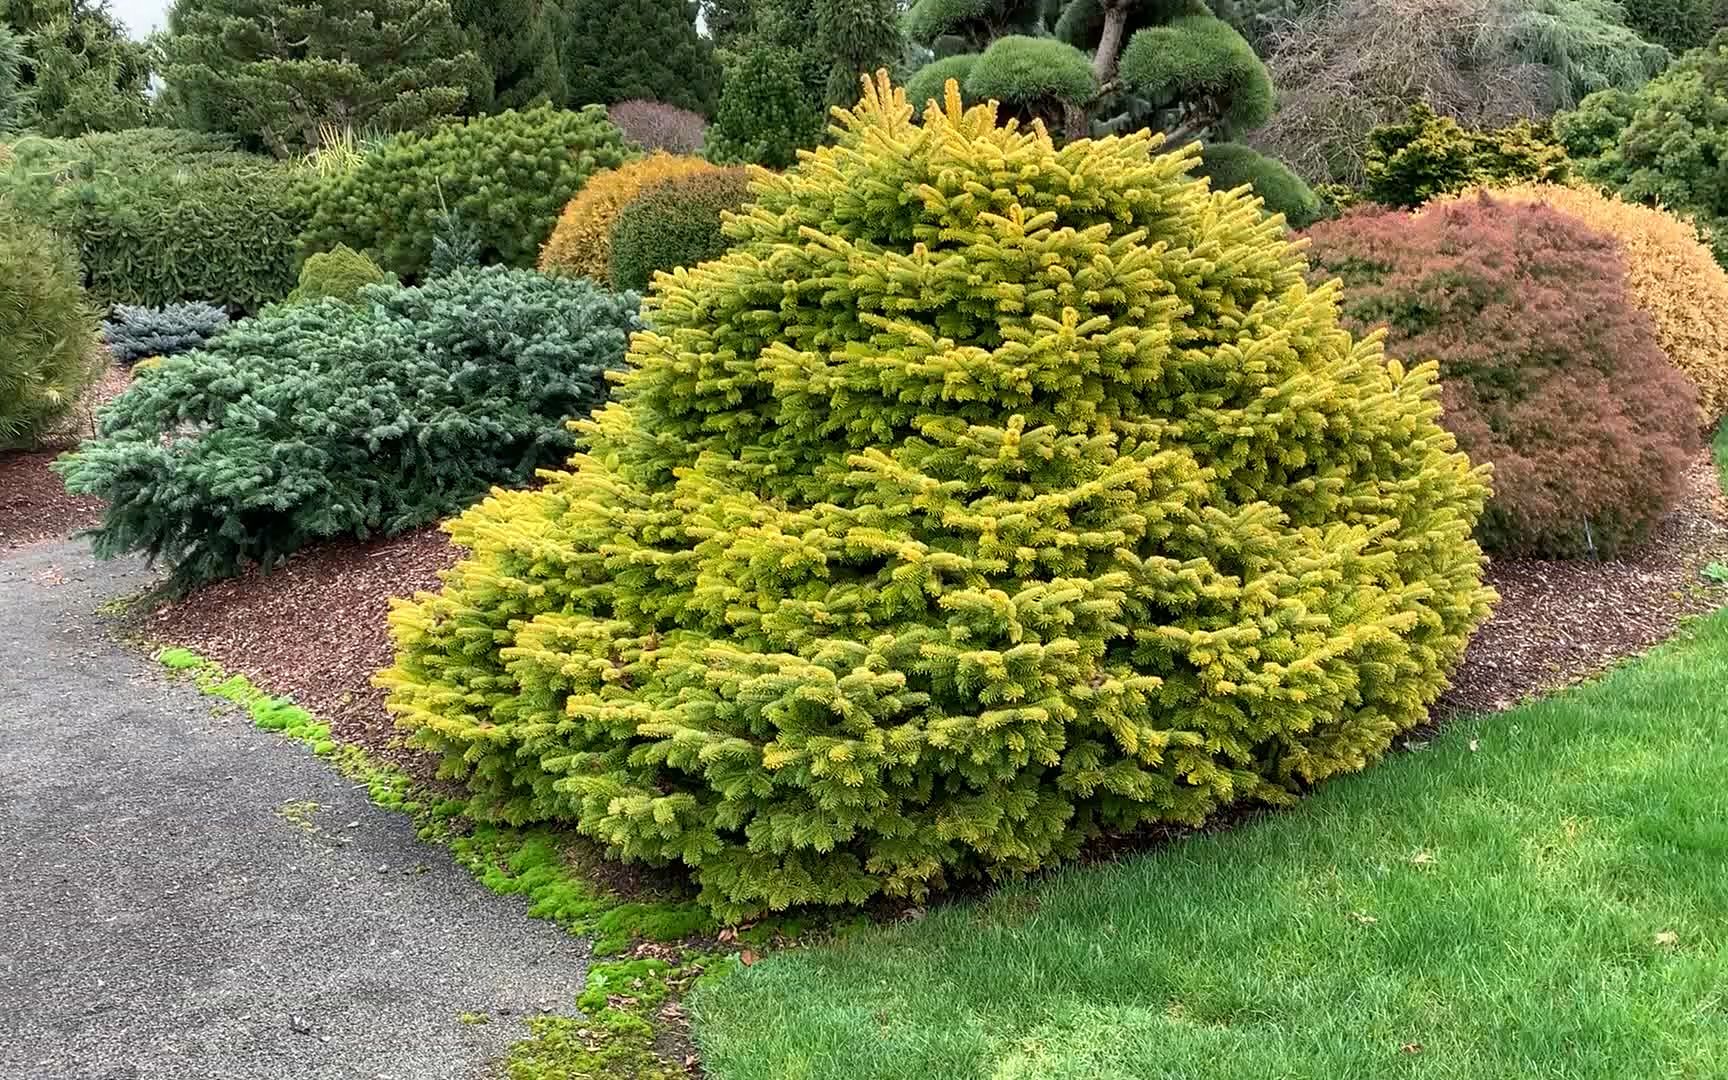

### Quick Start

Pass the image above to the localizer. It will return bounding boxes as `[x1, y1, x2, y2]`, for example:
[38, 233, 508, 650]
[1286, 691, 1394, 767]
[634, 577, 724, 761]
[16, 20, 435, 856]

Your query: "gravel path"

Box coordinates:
[0, 541, 589, 1080]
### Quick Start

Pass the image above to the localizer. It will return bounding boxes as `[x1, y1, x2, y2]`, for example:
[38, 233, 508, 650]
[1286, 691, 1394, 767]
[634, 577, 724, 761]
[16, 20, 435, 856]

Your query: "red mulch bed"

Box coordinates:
[0, 448, 105, 549]
[134, 452, 1728, 787]
[0, 365, 131, 549]
[140, 527, 461, 778]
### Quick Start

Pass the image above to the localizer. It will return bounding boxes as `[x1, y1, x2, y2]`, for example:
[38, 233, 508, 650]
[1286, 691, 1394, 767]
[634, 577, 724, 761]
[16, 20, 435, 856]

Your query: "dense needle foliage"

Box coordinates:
[380, 76, 1495, 920]
[58, 268, 641, 585]
[103, 301, 230, 365]
[299, 106, 634, 282]
[1304, 195, 1698, 557]
[1, 214, 100, 448]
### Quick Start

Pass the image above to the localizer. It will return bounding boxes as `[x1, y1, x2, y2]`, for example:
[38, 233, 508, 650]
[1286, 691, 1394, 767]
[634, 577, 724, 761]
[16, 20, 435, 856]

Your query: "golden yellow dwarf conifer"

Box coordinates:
[382, 74, 1496, 920]
[538, 152, 719, 281]
[1438, 182, 1728, 424]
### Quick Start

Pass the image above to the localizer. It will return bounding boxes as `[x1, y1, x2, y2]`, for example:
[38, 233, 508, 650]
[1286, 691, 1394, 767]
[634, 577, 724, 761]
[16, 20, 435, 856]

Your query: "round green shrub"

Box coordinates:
[1, 217, 101, 449]
[298, 106, 635, 282]
[904, 54, 980, 110]
[607, 168, 755, 291]
[1192, 142, 1320, 226]
[0, 131, 308, 311]
[964, 35, 1096, 107]
[1303, 195, 1699, 557]
[1117, 14, 1274, 135]
[287, 245, 389, 306]
[379, 76, 1496, 920]
[58, 268, 641, 585]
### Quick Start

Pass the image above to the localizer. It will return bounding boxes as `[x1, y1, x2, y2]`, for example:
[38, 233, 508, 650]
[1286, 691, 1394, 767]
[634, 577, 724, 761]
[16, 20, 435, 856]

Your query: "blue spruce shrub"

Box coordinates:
[103, 302, 230, 366]
[58, 268, 641, 585]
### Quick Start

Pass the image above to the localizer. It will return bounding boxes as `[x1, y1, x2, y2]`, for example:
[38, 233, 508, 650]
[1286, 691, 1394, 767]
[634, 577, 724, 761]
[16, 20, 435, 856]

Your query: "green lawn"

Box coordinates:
[691, 611, 1728, 1080]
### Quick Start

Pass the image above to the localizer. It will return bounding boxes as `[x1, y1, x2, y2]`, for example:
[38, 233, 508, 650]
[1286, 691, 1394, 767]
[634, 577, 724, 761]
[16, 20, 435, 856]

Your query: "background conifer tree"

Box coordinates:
[559, 0, 720, 115]
[450, 0, 565, 112]
[160, 0, 486, 156]
[1, 0, 152, 135]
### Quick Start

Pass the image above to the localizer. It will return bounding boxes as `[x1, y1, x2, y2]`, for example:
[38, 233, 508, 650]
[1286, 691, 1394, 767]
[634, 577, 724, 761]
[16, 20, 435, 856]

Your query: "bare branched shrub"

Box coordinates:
[1251, 0, 1665, 186]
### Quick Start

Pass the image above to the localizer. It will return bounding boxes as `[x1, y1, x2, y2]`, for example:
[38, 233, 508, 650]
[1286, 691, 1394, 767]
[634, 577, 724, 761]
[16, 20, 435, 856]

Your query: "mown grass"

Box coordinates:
[692, 610, 1728, 1080]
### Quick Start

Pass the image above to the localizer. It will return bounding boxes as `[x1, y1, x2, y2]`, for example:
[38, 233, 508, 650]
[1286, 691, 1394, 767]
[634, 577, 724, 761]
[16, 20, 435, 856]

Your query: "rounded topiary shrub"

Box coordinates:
[1304, 195, 1699, 558]
[287, 245, 389, 306]
[1452, 182, 1728, 425]
[379, 76, 1496, 921]
[1193, 142, 1321, 227]
[298, 105, 635, 282]
[1, 217, 101, 448]
[539, 153, 720, 281]
[606, 167, 754, 291]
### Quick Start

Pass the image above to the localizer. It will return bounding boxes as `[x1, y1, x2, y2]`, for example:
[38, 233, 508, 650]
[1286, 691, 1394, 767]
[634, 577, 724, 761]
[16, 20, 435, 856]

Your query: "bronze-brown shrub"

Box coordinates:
[1303, 195, 1699, 558]
[1442, 182, 1728, 425]
[538, 152, 719, 281]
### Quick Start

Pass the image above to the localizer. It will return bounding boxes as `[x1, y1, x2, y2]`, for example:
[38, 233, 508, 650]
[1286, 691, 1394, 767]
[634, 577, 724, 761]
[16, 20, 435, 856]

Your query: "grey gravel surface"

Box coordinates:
[0, 541, 589, 1080]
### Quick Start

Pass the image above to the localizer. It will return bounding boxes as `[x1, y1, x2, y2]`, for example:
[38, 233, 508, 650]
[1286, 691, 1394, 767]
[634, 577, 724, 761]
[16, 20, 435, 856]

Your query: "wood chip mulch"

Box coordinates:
[0, 447, 105, 549]
[139, 526, 461, 780]
[1436, 451, 1728, 718]
[0, 364, 131, 550]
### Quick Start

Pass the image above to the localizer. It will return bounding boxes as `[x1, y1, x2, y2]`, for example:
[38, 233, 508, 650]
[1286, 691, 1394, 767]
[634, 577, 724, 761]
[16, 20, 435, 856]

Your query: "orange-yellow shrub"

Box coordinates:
[1439, 182, 1728, 424]
[538, 152, 717, 280]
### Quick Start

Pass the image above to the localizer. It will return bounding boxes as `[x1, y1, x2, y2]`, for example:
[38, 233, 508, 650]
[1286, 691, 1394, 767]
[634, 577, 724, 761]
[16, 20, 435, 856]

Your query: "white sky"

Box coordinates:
[108, 0, 169, 37]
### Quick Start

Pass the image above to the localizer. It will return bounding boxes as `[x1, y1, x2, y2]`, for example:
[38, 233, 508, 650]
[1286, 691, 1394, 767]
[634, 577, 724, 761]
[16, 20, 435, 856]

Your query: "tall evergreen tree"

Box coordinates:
[0, 25, 29, 131]
[559, 0, 721, 115]
[1, 0, 152, 136]
[450, 0, 565, 112]
[160, 0, 487, 157]
[705, 0, 902, 164]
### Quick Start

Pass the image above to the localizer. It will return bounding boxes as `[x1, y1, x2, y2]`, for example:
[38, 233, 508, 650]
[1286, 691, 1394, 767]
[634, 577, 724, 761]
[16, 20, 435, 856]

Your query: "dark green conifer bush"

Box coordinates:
[299, 106, 635, 282]
[0, 131, 308, 311]
[58, 268, 640, 585]
[379, 76, 1497, 920]
[287, 245, 389, 306]
[1, 216, 101, 449]
[705, 46, 826, 167]
[606, 167, 754, 290]
[1191, 141, 1320, 226]
[1363, 104, 1569, 208]
[103, 302, 230, 366]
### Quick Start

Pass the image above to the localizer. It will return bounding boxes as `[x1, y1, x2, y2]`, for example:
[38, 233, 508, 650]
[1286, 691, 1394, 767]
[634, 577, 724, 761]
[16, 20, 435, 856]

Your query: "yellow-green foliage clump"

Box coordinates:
[538, 152, 719, 281]
[1448, 182, 1728, 425]
[381, 75, 1496, 920]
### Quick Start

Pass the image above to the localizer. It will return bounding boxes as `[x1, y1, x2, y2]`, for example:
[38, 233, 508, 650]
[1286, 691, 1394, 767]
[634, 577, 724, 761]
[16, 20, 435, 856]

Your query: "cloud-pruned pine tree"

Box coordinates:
[904, 0, 1273, 142]
[380, 74, 1496, 920]
[160, 0, 487, 157]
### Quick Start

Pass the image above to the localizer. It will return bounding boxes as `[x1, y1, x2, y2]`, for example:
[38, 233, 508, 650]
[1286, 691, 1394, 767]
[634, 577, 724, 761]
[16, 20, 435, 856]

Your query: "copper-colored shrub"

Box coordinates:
[1443, 182, 1728, 425]
[1303, 195, 1699, 558]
